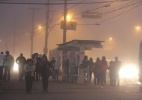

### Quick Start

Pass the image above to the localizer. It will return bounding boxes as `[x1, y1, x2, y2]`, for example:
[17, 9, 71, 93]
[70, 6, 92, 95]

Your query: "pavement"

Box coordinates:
[0, 72, 142, 100]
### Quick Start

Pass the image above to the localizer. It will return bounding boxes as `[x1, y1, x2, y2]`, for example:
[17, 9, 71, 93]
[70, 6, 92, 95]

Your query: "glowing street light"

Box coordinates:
[62, 14, 72, 21]
[61, 14, 77, 31]
[38, 25, 43, 30]
[66, 15, 72, 21]
[109, 37, 113, 41]
[135, 26, 141, 31]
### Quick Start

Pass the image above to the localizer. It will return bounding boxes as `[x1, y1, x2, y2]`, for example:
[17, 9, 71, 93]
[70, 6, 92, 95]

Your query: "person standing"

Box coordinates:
[65, 59, 70, 82]
[74, 55, 80, 82]
[100, 56, 108, 87]
[24, 59, 35, 94]
[54, 59, 61, 81]
[113, 57, 121, 86]
[50, 57, 56, 80]
[94, 57, 101, 86]
[16, 53, 26, 81]
[108, 61, 115, 86]
[3, 51, 14, 81]
[88, 57, 94, 83]
[82, 56, 89, 84]
[35, 57, 42, 82]
[0, 52, 5, 80]
[41, 56, 51, 93]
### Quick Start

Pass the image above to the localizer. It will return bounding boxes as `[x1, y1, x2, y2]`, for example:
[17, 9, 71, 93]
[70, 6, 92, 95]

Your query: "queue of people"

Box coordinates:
[80, 55, 121, 87]
[0, 50, 122, 93]
[62, 55, 121, 87]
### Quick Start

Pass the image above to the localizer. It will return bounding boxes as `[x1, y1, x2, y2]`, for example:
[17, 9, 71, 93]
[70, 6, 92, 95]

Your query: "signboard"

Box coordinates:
[60, 21, 77, 31]
[82, 11, 102, 18]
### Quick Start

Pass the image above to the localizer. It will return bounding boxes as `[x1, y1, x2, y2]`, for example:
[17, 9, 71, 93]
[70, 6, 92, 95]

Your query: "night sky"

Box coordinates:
[0, 0, 142, 66]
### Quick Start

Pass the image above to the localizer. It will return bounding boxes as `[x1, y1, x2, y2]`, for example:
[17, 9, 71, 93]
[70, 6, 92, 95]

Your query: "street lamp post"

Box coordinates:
[44, 0, 50, 56]
[30, 7, 42, 56]
[63, 0, 67, 43]
[31, 8, 35, 56]
[62, 0, 68, 82]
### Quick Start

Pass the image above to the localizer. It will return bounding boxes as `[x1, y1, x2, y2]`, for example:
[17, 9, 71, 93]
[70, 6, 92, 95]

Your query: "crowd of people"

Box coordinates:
[81, 56, 121, 88]
[0, 51, 14, 82]
[0, 50, 122, 93]
[0, 51, 61, 94]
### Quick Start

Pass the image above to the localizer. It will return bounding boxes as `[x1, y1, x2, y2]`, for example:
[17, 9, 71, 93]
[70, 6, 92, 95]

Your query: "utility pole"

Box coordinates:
[44, 0, 50, 56]
[63, 0, 67, 43]
[30, 7, 42, 56]
[30, 8, 35, 56]
[62, 0, 68, 82]
[13, 18, 16, 57]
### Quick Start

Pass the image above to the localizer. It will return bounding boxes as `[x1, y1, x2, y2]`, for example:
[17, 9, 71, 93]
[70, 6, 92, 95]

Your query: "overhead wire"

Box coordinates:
[75, 0, 142, 25]
[96, 2, 142, 24]
[4, 0, 142, 44]
[71, 0, 136, 20]
[84, 2, 115, 12]
[0, 0, 119, 5]
[44, 0, 89, 32]
[68, 0, 87, 10]
[103, 0, 139, 12]
[103, 0, 142, 14]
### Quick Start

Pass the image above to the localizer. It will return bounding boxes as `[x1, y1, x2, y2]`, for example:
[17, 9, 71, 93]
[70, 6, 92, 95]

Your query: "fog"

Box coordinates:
[0, 0, 142, 66]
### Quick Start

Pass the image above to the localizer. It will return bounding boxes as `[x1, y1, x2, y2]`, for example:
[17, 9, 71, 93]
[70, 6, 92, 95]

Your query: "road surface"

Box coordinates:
[0, 72, 142, 100]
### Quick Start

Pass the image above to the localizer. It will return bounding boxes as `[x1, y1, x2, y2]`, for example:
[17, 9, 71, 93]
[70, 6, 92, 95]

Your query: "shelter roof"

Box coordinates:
[57, 40, 104, 51]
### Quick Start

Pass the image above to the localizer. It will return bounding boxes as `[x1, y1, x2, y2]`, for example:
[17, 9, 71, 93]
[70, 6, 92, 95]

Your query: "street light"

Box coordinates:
[66, 15, 72, 21]
[135, 26, 141, 31]
[109, 37, 113, 41]
[38, 25, 43, 30]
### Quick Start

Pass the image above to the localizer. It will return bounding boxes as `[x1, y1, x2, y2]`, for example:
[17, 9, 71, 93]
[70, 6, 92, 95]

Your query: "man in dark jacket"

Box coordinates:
[3, 51, 14, 81]
[41, 56, 51, 93]
[16, 53, 26, 81]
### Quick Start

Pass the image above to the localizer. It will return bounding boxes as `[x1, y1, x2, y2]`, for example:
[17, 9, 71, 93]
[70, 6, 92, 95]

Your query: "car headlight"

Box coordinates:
[119, 64, 138, 79]
[13, 62, 19, 72]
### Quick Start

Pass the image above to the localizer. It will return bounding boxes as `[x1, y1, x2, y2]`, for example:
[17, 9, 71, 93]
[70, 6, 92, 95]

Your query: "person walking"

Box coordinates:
[3, 51, 14, 81]
[16, 53, 26, 81]
[0, 52, 5, 80]
[41, 56, 51, 93]
[24, 59, 35, 94]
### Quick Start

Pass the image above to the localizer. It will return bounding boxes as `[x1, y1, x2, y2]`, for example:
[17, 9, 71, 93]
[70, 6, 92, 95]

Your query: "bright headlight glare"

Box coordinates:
[13, 62, 19, 72]
[119, 64, 138, 79]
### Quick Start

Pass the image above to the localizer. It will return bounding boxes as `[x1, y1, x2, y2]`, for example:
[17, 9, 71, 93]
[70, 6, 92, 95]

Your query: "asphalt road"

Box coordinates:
[0, 73, 142, 100]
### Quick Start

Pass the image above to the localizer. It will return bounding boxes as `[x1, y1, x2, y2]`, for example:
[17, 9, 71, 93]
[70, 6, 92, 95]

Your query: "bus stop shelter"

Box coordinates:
[57, 39, 104, 83]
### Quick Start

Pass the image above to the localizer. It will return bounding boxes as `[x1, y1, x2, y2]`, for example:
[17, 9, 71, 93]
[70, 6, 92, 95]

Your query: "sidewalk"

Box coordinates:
[0, 72, 141, 94]
[0, 78, 140, 94]
[0, 80, 6, 94]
